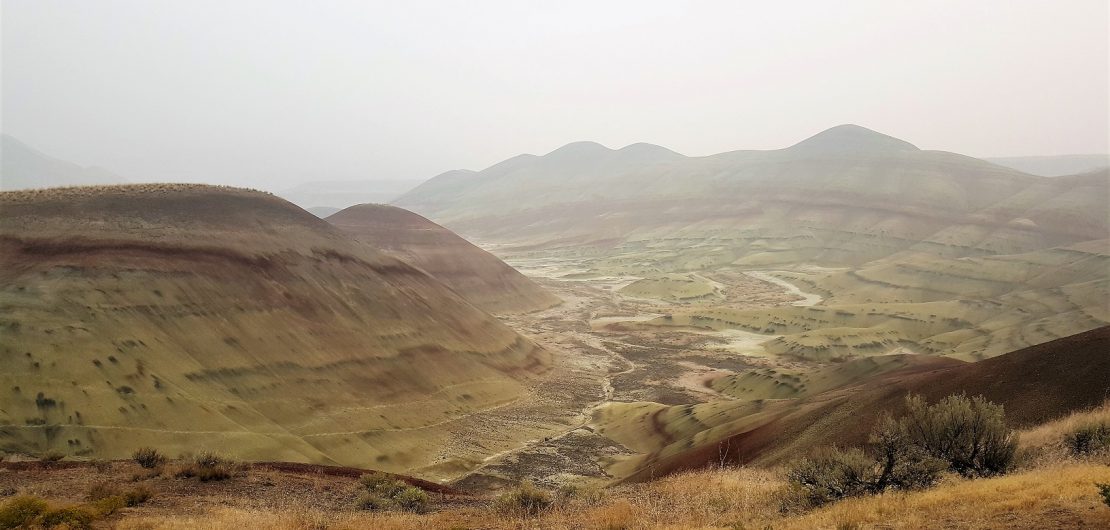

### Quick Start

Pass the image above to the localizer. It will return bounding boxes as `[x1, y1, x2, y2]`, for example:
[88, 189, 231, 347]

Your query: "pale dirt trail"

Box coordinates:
[745, 271, 823, 306]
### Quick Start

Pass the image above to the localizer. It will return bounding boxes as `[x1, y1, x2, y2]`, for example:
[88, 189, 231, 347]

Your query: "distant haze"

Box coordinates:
[2, 1, 1107, 193]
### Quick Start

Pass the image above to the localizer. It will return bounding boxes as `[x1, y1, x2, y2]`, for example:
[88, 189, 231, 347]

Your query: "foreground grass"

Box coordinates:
[113, 463, 1109, 530]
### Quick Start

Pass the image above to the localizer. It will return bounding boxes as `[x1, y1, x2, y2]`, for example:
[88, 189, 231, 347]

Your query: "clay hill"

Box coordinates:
[395, 124, 1107, 264]
[0, 184, 549, 475]
[327, 204, 559, 314]
[599, 326, 1110, 482]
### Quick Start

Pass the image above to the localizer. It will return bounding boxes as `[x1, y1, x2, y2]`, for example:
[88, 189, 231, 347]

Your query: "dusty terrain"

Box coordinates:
[3, 403, 1106, 529]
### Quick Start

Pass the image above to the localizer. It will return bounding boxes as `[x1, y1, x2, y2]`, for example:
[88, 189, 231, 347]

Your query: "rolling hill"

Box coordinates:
[395, 125, 1109, 360]
[395, 125, 1106, 263]
[987, 154, 1109, 177]
[0, 184, 549, 475]
[327, 204, 559, 314]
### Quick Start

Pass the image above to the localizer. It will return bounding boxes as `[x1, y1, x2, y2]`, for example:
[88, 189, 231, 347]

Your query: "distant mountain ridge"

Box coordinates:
[1, 134, 126, 190]
[986, 153, 1109, 177]
[394, 124, 1105, 263]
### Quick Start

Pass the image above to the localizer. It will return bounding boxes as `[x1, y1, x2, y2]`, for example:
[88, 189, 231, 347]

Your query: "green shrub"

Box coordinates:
[358, 472, 406, 498]
[86, 482, 153, 515]
[175, 452, 236, 481]
[785, 448, 876, 507]
[354, 492, 390, 511]
[123, 485, 153, 506]
[132, 447, 166, 469]
[493, 482, 553, 516]
[0, 496, 48, 529]
[785, 394, 1013, 508]
[1065, 423, 1110, 455]
[900, 394, 1017, 477]
[393, 487, 429, 513]
[869, 413, 947, 491]
[90, 495, 127, 517]
[39, 506, 95, 530]
[555, 483, 606, 506]
[1098, 483, 1110, 508]
[354, 473, 430, 513]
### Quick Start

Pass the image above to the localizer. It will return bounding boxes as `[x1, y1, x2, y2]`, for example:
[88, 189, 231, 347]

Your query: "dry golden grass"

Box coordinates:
[108, 461, 1110, 529]
[1016, 400, 1110, 468]
[782, 462, 1110, 530]
[1019, 400, 1110, 452]
[0, 182, 272, 203]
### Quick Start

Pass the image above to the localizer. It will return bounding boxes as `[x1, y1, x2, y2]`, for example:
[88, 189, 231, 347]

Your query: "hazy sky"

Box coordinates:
[2, 1, 1107, 191]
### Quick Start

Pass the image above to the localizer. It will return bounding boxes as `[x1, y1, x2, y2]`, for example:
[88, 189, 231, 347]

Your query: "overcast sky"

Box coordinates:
[2, 0, 1107, 191]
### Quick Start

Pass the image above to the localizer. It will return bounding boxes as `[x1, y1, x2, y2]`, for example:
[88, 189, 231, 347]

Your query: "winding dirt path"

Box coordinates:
[745, 271, 823, 306]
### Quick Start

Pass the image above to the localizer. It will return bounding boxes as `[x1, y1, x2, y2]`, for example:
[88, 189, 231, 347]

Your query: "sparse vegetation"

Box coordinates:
[493, 481, 553, 516]
[132, 446, 166, 469]
[39, 505, 96, 529]
[354, 473, 428, 513]
[1098, 483, 1110, 508]
[174, 451, 237, 481]
[0, 496, 48, 529]
[1065, 423, 1110, 455]
[87, 482, 153, 510]
[0, 492, 134, 530]
[900, 393, 1017, 477]
[786, 394, 1015, 507]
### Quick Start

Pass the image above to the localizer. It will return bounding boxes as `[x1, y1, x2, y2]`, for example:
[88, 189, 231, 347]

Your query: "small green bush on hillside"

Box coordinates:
[38, 506, 95, 530]
[1098, 483, 1110, 508]
[175, 451, 237, 481]
[786, 394, 1015, 508]
[1066, 423, 1110, 455]
[900, 394, 1017, 477]
[354, 473, 429, 513]
[132, 446, 166, 468]
[0, 496, 48, 529]
[493, 482, 553, 516]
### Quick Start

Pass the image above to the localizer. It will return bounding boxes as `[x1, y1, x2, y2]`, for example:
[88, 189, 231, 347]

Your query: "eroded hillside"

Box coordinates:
[0, 185, 551, 475]
[327, 204, 560, 314]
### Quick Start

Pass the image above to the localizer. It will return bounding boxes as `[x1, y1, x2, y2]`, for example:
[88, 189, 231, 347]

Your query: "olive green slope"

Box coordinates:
[0, 184, 549, 475]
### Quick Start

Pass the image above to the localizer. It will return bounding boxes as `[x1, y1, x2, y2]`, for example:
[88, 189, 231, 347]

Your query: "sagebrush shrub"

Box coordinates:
[1065, 423, 1110, 455]
[493, 482, 553, 516]
[39, 506, 95, 530]
[900, 394, 1017, 477]
[132, 447, 166, 469]
[393, 487, 429, 513]
[785, 394, 1014, 507]
[785, 447, 876, 506]
[175, 452, 236, 481]
[355, 492, 390, 511]
[0, 496, 48, 529]
[354, 473, 430, 513]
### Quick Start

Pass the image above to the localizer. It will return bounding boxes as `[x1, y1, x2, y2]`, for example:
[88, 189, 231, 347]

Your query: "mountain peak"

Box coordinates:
[787, 124, 919, 155]
[546, 141, 612, 157]
[618, 142, 684, 158]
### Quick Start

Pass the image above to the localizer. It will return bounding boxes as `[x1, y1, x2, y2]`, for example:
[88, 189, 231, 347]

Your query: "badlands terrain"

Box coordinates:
[1, 126, 1108, 529]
